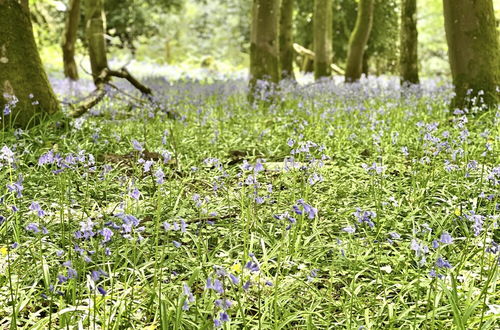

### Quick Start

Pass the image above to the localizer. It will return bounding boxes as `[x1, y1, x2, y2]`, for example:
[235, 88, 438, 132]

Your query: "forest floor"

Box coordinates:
[0, 75, 499, 329]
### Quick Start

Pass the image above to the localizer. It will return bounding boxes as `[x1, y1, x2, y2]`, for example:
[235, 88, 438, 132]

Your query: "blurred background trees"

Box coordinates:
[31, 0, 492, 78]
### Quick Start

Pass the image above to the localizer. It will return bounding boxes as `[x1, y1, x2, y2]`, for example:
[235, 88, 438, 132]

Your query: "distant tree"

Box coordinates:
[443, 0, 499, 109]
[105, 0, 182, 53]
[62, 0, 81, 80]
[280, 0, 295, 80]
[400, 0, 419, 85]
[0, 0, 60, 127]
[313, 0, 333, 79]
[85, 0, 108, 82]
[345, 0, 374, 82]
[249, 0, 280, 97]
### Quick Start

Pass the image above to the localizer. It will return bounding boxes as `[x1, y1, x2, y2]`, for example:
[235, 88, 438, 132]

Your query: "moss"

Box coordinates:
[0, 0, 60, 128]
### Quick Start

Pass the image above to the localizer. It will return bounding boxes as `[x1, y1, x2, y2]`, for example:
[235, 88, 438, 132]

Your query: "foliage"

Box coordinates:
[1, 73, 499, 328]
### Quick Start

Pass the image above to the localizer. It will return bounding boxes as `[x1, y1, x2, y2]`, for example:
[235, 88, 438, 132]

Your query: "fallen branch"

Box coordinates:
[69, 67, 153, 118]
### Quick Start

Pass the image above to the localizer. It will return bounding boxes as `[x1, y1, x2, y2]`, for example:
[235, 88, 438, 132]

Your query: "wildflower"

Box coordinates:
[29, 202, 45, 217]
[354, 208, 376, 228]
[440, 232, 453, 244]
[97, 286, 107, 295]
[100, 228, 113, 243]
[436, 257, 452, 269]
[155, 168, 165, 184]
[57, 274, 68, 284]
[220, 312, 230, 322]
[229, 273, 239, 285]
[342, 226, 356, 234]
[173, 241, 182, 248]
[6, 175, 23, 198]
[26, 223, 40, 233]
[67, 268, 77, 279]
[131, 139, 144, 152]
[143, 160, 154, 172]
[245, 261, 259, 273]
[295, 199, 318, 219]
[130, 188, 141, 200]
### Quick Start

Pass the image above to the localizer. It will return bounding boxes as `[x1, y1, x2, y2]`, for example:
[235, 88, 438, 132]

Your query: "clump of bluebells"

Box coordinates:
[1, 76, 499, 328]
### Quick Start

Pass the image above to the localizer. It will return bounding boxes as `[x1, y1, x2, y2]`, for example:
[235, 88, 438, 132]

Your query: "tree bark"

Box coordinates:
[400, 0, 419, 85]
[249, 0, 281, 98]
[85, 0, 108, 83]
[313, 0, 333, 80]
[279, 0, 295, 80]
[0, 0, 60, 128]
[62, 0, 81, 80]
[345, 0, 374, 82]
[443, 0, 499, 110]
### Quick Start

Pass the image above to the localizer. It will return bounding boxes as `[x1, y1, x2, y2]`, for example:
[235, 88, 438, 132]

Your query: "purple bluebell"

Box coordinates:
[26, 223, 40, 233]
[436, 257, 452, 269]
[440, 232, 453, 244]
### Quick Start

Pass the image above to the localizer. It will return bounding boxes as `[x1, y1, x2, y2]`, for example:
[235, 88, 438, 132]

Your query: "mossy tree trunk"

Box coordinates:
[313, 0, 333, 80]
[443, 0, 499, 110]
[249, 0, 281, 98]
[0, 0, 60, 128]
[279, 0, 295, 80]
[85, 0, 108, 83]
[400, 0, 419, 85]
[62, 0, 81, 80]
[345, 0, 374, 82]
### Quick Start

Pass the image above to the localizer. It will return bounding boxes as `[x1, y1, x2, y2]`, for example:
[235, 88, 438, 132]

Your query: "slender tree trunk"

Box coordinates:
[345, 0, 374, 82]
[400, 0, 419, 85]
[62, 0, 81, 80]
[443, 0, 499, 110]
[313, 0, 332, 80]
[362, 53, 369, 76]
[249, 0, 281, 98]
[279, 0, 295, 80]
[0, 0, 60, 128]
[85, 0, 108, 83]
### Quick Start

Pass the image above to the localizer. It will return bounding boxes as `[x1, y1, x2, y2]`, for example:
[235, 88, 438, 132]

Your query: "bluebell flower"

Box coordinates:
[440, 232, 453, 244]
[220, 312, 230, 322]
[26, 222, 40, 233]
[155, 168, 165, 184]
[97, 286, 107, 295]
[245, 261, 259, 273]
[130, 188, 141, 200]
[342, 226, 356, 234]
[57, 274, 68, 284]
[131, 139, 144, 152]
[29, 202, 45, 217]
[100, 228, 113, 243]
[436, 257, 452, 269]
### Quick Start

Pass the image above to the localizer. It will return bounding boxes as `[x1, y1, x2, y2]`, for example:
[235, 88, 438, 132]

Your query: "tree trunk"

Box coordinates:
[249, 0, 280, 98]
[62, 0, 81, 80]
[443, 0, 499, 110]
[0, 0, 60, 128]
[313, 0, 332, 80]
[85, 0, 108, 83]
[400, 0, 419, 85]
[345, 0, 374, 82]
[279, 0, 295, 80]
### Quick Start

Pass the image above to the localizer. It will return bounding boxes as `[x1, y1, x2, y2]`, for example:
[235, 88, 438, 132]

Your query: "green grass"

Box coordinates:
[0, 78, 499, 329]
